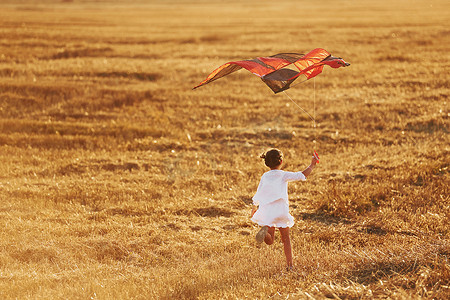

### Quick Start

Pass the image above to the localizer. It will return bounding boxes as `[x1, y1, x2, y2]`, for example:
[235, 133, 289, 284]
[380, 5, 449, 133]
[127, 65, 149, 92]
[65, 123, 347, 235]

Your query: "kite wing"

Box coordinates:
[193, 53, 304, 90]
[193, 48, 349, 93]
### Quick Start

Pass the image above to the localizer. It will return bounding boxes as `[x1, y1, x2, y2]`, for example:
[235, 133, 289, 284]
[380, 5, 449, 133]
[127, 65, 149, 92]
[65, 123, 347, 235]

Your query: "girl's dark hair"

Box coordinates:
[260, 148, 283, 168]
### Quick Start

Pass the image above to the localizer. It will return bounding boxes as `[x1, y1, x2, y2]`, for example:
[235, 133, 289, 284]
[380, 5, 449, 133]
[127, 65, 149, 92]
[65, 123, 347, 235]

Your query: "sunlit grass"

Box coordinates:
[0, 0, 448, 299]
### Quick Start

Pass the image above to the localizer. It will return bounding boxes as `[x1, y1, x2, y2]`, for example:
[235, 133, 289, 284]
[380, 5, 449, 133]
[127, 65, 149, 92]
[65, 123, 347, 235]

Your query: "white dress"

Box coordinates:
[251, 169, 306, 228]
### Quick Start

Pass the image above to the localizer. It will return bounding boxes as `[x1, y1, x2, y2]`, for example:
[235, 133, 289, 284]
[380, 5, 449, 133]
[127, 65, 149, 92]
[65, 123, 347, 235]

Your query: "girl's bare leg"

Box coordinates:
[279, 227, 293, 267]
[264, 226, 275, 245]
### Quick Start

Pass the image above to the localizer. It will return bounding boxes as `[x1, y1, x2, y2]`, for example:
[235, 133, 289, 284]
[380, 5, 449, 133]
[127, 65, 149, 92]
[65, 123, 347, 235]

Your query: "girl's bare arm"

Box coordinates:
[302, 156, 318, 177]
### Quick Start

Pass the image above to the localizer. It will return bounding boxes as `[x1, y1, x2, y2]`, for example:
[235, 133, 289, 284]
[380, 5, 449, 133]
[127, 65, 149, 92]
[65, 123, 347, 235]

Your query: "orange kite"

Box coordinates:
[193, 48, 349, 93]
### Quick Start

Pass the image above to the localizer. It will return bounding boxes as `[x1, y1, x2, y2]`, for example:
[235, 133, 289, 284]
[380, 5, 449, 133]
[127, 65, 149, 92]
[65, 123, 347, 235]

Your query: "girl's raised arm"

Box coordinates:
[301, 156, 318, 178]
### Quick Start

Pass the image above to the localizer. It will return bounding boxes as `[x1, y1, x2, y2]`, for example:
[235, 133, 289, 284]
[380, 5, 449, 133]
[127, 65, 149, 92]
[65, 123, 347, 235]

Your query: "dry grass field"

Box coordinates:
[0, 0, 449, 299]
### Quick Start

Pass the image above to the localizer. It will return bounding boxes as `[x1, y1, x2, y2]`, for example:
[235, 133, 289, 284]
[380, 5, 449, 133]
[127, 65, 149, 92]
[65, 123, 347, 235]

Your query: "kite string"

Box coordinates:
[282, 79, 318, 153]
[282, 91, 315, 122]
[313, 77, 316, 151]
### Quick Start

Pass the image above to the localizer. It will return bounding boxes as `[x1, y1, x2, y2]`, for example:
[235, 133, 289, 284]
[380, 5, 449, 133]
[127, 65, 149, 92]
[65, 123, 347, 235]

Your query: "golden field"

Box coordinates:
[0, 0, 449, 298]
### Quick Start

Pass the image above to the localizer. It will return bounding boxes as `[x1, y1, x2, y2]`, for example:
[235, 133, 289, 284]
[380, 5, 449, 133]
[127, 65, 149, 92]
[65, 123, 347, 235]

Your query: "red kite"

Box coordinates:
[193, 48, 349, 93]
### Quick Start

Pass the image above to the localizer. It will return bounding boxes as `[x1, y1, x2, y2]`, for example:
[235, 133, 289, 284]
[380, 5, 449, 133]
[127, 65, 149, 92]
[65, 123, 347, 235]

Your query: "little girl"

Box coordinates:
[251, 148, 318, 270]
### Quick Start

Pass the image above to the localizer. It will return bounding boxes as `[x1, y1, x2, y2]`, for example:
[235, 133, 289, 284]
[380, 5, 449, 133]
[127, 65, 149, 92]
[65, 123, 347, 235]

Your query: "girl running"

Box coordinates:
[251, 148, 318, 270]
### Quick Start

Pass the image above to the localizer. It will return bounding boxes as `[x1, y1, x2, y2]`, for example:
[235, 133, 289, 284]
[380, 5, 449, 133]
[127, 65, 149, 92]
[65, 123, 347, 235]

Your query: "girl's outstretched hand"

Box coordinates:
[302, 156, 318, 178]
[313, 150, 320, 164]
